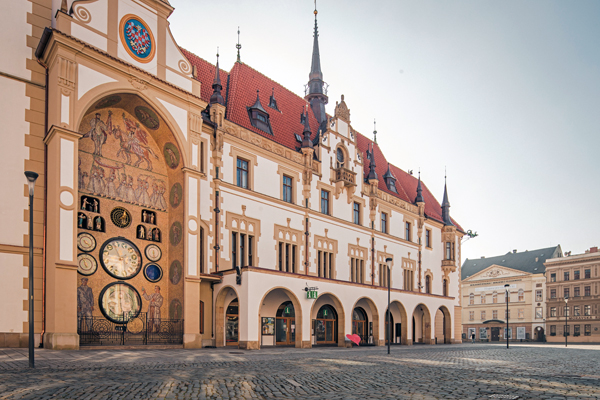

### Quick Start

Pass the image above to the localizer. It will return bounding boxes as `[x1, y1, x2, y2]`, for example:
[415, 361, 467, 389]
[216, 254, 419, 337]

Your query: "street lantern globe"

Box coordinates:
[24, 171, 39, 196]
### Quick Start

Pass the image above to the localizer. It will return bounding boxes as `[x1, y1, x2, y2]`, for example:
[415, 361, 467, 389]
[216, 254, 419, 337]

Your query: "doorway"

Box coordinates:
[491, 327, 500, 342]
[314, 305, 337, 345]
[385, 312, 395, 344]
[276, 301, 295, 345]
[226, 299, 239, 346]
[352, 307, 368, 344]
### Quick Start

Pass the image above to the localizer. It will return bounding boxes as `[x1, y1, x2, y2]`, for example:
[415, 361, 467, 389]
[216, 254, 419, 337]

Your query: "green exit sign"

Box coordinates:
[306, 290, 318, 299]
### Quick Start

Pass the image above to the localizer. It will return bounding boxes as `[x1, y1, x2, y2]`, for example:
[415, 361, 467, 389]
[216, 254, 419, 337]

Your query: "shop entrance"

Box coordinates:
[276, 301, 295, 345]
[352, 307, 368, 344]
[491, 327, 500, 341]
[314, 305, 337, 345]
[226, 299, 239, 346]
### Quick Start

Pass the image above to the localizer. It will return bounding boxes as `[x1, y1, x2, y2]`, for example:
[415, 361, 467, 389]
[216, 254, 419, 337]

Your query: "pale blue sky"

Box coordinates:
[169, 0, 600, 262]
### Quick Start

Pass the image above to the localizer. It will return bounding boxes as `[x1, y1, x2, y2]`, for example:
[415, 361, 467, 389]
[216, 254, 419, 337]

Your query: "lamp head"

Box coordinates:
[385, 257, 393, 267]
[565, 297, 568, 303]
[24, 171, 39, 196]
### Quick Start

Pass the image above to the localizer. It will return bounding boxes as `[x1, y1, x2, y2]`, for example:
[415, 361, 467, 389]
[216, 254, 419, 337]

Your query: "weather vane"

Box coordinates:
[236, 26, 242, 63]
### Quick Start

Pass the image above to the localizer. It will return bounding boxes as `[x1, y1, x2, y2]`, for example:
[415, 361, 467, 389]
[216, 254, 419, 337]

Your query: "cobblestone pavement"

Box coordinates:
[1, 343, 599, 399]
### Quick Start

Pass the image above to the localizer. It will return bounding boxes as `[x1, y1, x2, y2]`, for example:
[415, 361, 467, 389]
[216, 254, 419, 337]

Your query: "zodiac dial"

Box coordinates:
[77, 253, 98, 276]
[100, 238, 141, 279]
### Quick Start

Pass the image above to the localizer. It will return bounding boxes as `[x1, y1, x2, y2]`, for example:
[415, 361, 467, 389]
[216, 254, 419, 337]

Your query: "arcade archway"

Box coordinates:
[352, 297, 379, 345]
[386, 300, 408, 345]
[311, 293, 345, 346]
[258, 287, 303, 348]
[215, 286, 240, 347]
[435, 306, 452, 344]
[412, 304, 432, 344]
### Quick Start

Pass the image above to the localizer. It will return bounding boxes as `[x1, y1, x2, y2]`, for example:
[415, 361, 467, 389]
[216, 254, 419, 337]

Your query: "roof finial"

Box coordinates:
[210, 48, 225, 105]
[373, 119, 377, 144]
[441, 168, 453, 226]
[236, 27, 242, 63]
[415, 168, 424, 203]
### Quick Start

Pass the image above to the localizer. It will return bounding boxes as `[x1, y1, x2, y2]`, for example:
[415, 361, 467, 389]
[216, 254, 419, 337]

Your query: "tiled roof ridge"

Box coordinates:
[180, 47, 230, 78]
[464, 246, 560, 262]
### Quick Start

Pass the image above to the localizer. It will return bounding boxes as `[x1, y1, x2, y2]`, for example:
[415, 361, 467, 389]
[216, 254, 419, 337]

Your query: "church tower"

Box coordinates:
[305, 7, 328, 127]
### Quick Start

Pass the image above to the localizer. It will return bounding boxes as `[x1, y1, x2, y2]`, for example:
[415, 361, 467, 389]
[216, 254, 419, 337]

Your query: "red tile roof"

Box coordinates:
[181, 48, 461, 231]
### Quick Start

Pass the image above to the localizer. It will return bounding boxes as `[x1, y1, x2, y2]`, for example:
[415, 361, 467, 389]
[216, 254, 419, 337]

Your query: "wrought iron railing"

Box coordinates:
[78, 313, 183, 346]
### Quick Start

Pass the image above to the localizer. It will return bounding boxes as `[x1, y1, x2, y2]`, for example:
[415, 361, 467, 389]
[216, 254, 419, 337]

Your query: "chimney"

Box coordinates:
[513, 249, 517, 254]
[535, 257, 539, 262]
[590, 246, 598, 253]
[481, 256, 485, 259]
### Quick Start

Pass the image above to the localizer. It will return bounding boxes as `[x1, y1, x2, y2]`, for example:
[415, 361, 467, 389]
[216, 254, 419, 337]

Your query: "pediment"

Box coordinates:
[464, 264, 530, 282]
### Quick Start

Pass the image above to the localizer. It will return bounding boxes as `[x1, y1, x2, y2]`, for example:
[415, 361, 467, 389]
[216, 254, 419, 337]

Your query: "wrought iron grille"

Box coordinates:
[78, 313, 183, 346]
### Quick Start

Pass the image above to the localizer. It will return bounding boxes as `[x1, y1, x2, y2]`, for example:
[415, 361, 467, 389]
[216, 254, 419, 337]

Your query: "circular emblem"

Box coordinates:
[163, 143, 180, 169]
[145, 244, 162, 262]
[100, 238, 142, 279]
[170, 260, 182, 285]
[144, 263, 163, 283]
[110, 207, 132, 228]
[78, 253, 98, 276]
[169, 183, 182, 208]
[77, 232, 96, 252]
[135, 106, 160, 130]
[119, 14, 155, 63]
[169, 221, 182, 246]
[99, 282, 142, 323]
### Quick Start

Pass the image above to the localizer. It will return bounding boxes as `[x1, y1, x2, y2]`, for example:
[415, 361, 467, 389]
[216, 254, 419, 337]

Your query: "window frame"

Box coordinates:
[236, 158, 249, 189]
[405, 221, 411, 241]
[320, 189, 330, 215]
[282, 175, 293, 203]
[381, 212, 388, 234]
[353, 202, 361, 225]
[425, 229, 432, 249]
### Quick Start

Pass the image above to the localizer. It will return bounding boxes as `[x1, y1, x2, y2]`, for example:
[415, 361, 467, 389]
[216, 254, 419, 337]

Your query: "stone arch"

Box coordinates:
[74, 89, 190, 168]
[351, 296, 379, 345]
[412, 303, 432, 344]
[386, 300, 409, 345]
[257, 287, 303, 348]
[310, 292, 346, 347]
[435, 305, 452, 344]
[215, 285, 240, 347]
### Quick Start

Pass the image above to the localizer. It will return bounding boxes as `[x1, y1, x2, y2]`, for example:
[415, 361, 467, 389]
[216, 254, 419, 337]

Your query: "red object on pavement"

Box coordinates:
[346, 334, 361, 345]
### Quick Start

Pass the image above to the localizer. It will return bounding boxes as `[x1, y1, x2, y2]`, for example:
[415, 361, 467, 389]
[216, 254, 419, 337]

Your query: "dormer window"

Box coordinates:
[268, 88, 279, 111]
[247, 90, 273, 135]
[383, 164, 397, 193]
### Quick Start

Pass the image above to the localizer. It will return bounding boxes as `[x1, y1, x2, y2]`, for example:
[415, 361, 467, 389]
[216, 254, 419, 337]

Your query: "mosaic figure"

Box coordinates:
[113, 113, 159, 171]
[93, 199, 99, 213]
[138, 225, 145, 239]
[115, 173, 128, 199]
[81, 197, 90, 211]
[77, 278, 94, 330]
[142, 285, 163, 332]
[86, 215, 93, 230]
[78, 213, 86, 228]
[105, 171, 117, 198]
[82, 111, 113, 156]
[95, 216, 103, 231]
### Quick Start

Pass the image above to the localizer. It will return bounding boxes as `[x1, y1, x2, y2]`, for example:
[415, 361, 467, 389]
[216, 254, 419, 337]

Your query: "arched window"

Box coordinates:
[492, 291, 498, 303]
[336, 147, 345, 168]
[469, 293, 474, 305]
[518, 288, 524, 302]
[425, 275, 431, 294]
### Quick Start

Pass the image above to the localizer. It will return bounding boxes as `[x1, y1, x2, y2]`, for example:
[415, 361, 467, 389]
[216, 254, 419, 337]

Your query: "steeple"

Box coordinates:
[236, 27, 242, 63]
[366, 143, 378, 181]
[301, 107, 313, 149]
[415, 170, 424, 203]
[210, 49, 225, 105]
[373, 119, 377, 144]
[305, 3, 328, 125]
[441, 174, 453, 226]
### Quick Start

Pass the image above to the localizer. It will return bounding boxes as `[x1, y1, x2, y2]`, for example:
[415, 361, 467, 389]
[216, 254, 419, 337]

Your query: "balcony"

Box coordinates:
[332, 167, 356, 187]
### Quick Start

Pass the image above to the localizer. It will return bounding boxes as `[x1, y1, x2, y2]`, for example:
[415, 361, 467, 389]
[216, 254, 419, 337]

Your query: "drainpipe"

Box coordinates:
[213, 186, 220, 272]
[371, 222, 375, 285]
[304, 199, 309, 275]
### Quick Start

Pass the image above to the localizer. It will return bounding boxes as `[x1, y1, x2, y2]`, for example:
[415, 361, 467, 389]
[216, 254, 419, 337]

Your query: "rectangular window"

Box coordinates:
[518, 309, 524, 319]
[573, 306, 580, 316]
[320, 190, 330, 215]
[584, 286, 591, 296]
[492, 310, 498, 319]
[240, 233, 246, 267]
[564, 325, 570, 336]
[584, 269, 591, 279]
[535, 290, 543, 302]
[445, 242, 452, 260]
[505, 309, 511, 319]
[200, 141, 205, 173]
[231, 232, 238, 268]
[480, 311, 486, 320]
[353, 202, 360, 225]
[574, 325, 580, 336]
[278, 242, 283, 271]
[379, 264, 388, 287]
[574, 287, 580, 297]
[469, 311, 474, 321]
[518, 290, 524, 302]
[535, 307, 543, 319]
[584, 305, 591, 316]
[282, 175, 293, 203]
[317, 250, 334, 279]
[248, 236, 254, 266]
[381, 212, 388, 234]
[550, 325, 556, 336]
[236, 158, 249, 189]
[403, 269, 414, 291]
[425, 229, 431, 248]
[550, 307, 556, 317]
[585, 324, 591, 336]
[550, 289, 556, 299]
[199, 301, 204, 334]
[405, 222, 411, 241]
[574, 270, 580, 280]
[550, 273, 556, 282]
[278, 242, 296, 273]
[350, 258, 364, 284]
[564, 288, 570, 299]
[564, 271, 570, 281]
[481, 294, 486, 304]
[200, 228, 205, 273]
[564, 306, 570, 317]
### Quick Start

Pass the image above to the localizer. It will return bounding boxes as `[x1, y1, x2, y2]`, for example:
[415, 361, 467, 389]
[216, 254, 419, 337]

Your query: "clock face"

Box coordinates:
[145, 244, 162, 262]
[78, 253, 97, 276]
[77, 232, 96, 252]
[100, 238, 142, 279]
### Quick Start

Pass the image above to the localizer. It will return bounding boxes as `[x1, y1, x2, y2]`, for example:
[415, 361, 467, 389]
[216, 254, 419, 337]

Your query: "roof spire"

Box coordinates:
[236, 27, 242, 63]
[301, 105, 313, 149]
[366, 143, 378, 181]
[441, 169, 454, 226]
[210, 48, 225, 105]
[373, 119, 377, 144]
[250, 89, 266, 113]
[415, 169, 424, 203]
[305, 0, 328, 125]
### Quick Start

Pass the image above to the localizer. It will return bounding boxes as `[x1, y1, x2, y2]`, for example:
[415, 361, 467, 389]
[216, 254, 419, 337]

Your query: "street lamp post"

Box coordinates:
[564, 297, 569, 348]
[504, 283, 510, 349]
[386, 257, 393, 355]
[24, 171, 38, 368]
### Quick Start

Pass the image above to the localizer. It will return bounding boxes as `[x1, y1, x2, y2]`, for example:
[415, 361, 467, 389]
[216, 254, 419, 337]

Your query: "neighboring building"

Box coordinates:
[545, 246, 600, 343]
[1, 0, 464, 350]
[462, 246, 562, 342]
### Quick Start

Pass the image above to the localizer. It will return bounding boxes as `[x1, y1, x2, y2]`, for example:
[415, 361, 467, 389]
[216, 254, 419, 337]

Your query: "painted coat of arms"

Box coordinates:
[119, 15, 155, 63]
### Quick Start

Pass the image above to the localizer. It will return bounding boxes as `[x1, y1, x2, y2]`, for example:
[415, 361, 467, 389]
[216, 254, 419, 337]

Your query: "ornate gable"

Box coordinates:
[464, 264, 530, 282]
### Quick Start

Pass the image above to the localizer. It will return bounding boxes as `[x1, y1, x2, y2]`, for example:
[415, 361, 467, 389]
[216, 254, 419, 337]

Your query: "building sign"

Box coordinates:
[475, 284, 516, 292]
[517, 327, 526, 340]
[305, 286, 318, 299]
[261, 317, 274, 335]
[503, 328, 512, 339]
[479, 328, 487, 339]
